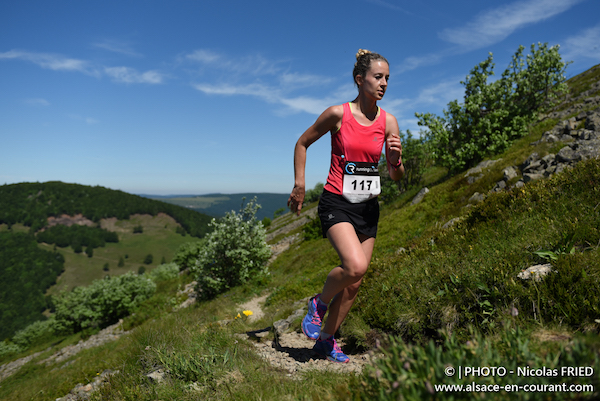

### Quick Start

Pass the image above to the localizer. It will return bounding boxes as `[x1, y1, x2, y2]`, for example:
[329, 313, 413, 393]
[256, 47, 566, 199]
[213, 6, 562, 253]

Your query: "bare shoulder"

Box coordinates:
[320, 104, 344, 121]
[312, 104, 344, 132]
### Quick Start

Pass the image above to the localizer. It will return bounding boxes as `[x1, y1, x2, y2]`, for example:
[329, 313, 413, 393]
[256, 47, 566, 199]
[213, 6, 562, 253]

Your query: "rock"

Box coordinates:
[467, 174, 484, 184]
[520, 153, 539, 171]
[585, 111, 600, 131]
[523, 160, 543, 173]
[411, 187, 429, 205]
[523, 173, 544, 183]
[464, 166, 482, 177]
[468, 192, 486, 204]
[442, 218, 461, 230]
[518, 264, 555, 282]
[147, 368, 166, 383]
[556, 147, 580, 163]
[503, 166, 518, 181]
[490, 180, 507, 193]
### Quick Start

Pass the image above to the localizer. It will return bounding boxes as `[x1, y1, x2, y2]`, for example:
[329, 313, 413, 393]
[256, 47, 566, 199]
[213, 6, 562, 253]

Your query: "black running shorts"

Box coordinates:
[317, 190, 380, 238]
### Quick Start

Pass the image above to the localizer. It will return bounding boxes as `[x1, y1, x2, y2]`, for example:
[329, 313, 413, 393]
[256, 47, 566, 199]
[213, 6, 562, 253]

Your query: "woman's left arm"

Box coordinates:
[385, 113, 405, 181]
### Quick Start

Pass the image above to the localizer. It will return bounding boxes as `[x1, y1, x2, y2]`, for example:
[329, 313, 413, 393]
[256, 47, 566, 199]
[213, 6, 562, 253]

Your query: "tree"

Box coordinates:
[416, 43, 569, 173]
[144, 254, 153, 265]
[193, 198, 271, 300]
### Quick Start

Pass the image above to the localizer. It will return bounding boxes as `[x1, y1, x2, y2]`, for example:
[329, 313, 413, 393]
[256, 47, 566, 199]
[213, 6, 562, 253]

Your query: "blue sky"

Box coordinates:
[1, 0, 599, 196]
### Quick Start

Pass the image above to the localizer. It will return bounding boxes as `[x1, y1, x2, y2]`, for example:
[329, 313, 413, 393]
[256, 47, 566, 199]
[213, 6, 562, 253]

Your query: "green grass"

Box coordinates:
[2, 65, 600, 401]
[42, 214, 193, 294]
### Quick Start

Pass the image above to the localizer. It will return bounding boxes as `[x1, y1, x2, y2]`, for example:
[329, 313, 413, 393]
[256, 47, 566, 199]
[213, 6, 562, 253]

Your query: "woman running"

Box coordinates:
[288, 49, 404, 363]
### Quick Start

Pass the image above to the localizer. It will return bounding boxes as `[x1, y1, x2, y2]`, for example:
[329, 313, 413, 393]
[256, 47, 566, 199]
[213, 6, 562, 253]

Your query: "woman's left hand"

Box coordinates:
[387, 133, 402, 165]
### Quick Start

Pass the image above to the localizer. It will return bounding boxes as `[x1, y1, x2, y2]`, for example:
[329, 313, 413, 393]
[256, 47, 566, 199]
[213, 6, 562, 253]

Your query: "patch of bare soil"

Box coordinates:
[46, 214, 95, 228]
[236, 295, 376, 376]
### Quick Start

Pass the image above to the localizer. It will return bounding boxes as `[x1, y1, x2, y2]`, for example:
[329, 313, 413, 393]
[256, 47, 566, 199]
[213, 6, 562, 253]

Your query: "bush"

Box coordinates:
[52, 272, 156, 333]
[149, 263, 180, 282]
[193, 198, 271, 300]
[397, 130, 431, 192]
[144, 254, 153, 265]
[12, 319, 54, 348]
[172, 240, 207, 271]
[304, 182, 324, 204]
[349, 326, 600, 400]
[0, 341, 22, 359]
[417, 43, 569, 173]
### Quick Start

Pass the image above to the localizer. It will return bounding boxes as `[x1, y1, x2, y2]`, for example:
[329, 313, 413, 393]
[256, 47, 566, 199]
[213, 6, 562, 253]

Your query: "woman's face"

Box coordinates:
[357, 60, 389, 101]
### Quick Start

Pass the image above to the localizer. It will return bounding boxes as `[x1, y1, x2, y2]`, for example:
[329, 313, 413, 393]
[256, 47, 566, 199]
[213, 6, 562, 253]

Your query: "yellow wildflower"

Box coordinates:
[243, 310, 253, 317]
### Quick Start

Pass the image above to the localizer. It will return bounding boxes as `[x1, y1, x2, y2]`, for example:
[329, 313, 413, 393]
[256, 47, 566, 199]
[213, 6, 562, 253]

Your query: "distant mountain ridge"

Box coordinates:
[143, 193, 289, 220]
[0, 182, 213, 238]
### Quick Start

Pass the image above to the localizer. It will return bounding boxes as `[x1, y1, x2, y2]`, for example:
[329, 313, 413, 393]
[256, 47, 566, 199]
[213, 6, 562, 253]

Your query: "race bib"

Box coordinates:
[342, 161, 381, 203]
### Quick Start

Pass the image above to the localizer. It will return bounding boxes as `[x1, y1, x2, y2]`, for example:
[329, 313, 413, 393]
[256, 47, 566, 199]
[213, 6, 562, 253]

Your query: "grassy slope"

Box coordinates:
[42, 214, 197, 295]
[1, 65, 599, 400]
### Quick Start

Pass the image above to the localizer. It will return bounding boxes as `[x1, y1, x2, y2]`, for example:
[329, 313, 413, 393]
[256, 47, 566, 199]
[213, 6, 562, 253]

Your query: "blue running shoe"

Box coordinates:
[313, 336, 349, 363]
[301, 294, 327, 340]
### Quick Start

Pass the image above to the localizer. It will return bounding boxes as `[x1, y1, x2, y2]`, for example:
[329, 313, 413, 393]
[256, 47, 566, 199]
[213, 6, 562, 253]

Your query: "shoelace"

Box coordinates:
[310, 302, 326, 324]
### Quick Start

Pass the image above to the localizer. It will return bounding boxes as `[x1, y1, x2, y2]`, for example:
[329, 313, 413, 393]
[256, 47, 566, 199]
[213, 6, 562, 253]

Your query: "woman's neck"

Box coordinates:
[352, 95, 378, 121]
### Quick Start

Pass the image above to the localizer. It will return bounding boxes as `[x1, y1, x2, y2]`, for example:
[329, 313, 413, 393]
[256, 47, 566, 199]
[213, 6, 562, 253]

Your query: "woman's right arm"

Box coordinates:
[288, 105, 343, 215]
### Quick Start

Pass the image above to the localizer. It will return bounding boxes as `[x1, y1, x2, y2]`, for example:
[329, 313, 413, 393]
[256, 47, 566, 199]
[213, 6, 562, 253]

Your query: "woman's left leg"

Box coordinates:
[322, 233, 375, 336]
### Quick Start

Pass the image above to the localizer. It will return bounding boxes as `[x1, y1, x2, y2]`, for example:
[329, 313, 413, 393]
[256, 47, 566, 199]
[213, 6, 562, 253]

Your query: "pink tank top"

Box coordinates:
[324, 102, 387, 195]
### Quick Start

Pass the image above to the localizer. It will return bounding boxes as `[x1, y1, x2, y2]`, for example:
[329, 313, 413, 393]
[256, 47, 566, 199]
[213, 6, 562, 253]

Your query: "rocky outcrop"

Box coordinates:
[489, 109, 600, 193]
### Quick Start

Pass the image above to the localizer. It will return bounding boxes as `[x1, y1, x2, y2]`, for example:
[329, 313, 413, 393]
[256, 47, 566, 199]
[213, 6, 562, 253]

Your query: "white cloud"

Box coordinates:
[68, 114, 99, 125]
[185, 49, 222, 64]
[104, 66, 165, 84]
[396, 53, 445, 74]
[24, 98, 50, 106]
[415, 78, 465, 107]
[439, 0, 585, 49]
[0, 49, 96, 75]
[561, 24, 600, 62]
[93, 39, 143, 57]
[1, 49, 164, 84]
[366, 0, 412, 15]
[189, 51, 349, 115]
[184, 49, 283, 77]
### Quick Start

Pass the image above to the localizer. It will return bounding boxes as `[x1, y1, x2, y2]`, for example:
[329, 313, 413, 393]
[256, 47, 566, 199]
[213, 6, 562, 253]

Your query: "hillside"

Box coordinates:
[0, 181, 213, 238]
[0, 182, 214, 339]
[144, 193, 289, 221]
[1, 64, 599, 400]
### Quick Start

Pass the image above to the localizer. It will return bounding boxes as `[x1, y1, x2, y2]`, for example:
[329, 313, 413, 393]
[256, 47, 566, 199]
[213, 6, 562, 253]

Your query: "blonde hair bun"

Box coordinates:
[356, 49, 372, 60]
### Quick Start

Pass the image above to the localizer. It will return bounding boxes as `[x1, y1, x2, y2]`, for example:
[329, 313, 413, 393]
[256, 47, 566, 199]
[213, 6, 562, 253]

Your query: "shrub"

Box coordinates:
[172, 239, 207, 271]
[193, 197, 271, 300]
[417, 43, 569, 173]
[143, 254, 153, 265]
[149, 263, 180, 282]
[304, 182, 324, 204]
[12, 319, 54, 348]
[302, 215, 323, 241]
[0, 341, 22, 359]
[349, 326, 600, 400]
[52, 272, 156, 333]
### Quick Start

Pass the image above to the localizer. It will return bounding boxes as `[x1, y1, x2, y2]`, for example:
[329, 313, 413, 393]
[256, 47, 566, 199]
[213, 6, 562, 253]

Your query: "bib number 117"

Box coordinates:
[351, 179, 373, 191]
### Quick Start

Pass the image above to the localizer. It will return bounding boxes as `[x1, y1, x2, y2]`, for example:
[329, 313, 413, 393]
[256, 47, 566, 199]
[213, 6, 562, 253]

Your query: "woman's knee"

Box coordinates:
[342, 257, 368, 281]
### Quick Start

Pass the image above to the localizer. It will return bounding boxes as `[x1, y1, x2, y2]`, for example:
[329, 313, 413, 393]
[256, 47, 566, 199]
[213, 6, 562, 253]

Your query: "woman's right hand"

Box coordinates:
[287, 185, 305, 216]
